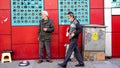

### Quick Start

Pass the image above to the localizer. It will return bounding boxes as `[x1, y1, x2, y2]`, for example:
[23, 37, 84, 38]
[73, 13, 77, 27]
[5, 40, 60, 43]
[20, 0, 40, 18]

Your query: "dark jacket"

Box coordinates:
[38, 18, 54, 41]
[68, 18, 82, 39]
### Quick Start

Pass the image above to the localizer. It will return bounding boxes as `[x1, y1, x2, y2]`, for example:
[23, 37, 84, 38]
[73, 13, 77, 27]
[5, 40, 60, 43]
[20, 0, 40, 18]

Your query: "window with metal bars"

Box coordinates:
[58, 0, 90, 25]
[11, 0, 44, 26]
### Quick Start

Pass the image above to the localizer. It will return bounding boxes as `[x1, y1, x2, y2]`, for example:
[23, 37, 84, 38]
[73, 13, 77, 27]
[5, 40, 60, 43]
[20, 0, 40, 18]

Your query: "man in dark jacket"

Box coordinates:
[58, 12, 84, 68]
[38, 11, 54, 63]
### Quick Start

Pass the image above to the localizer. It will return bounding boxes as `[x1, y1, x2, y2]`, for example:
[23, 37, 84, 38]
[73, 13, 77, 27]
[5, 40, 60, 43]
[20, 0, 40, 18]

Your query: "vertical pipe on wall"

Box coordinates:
[104, 0, 112, 57]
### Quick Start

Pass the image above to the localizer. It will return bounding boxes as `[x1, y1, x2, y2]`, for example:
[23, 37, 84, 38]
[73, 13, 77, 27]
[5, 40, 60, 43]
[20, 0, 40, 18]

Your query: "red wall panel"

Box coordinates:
[0, 35, 11, 50]
[44, 0, 58, 9]
[90, 0, 104, 8]
[59, 26, 69, 43]
[50, 41, 59, 59]
[90, 9, 104, 25]
[12, 44, 39, 60]
[50, 34, 59, 58]
[112, 16, 120, 33]
[0, 0, 10, 9]
[59, 43, 66, 58]
[0, 35, 11, 58]
[112, 33, 120, 58]
[45, 9, 58, 34]
[112, 16, 120, 57]
[0, 10, 11, 34]
[12, 26, 39, 44]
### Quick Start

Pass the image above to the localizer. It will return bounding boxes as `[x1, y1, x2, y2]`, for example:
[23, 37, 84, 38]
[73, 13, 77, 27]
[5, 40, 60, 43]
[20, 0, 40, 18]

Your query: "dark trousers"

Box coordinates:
[39, 41, 50, 60]
[62, 38, 84, 66]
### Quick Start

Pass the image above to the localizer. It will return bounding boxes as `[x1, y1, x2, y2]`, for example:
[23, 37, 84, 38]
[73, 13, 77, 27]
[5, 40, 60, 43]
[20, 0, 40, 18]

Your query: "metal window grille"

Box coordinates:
[11, 0, 44, 26]
[58, 0, 90, 25]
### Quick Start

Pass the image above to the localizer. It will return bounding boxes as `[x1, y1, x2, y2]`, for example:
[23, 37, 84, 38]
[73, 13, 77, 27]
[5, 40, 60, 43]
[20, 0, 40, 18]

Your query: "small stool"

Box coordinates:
[1, 50, 13, 63]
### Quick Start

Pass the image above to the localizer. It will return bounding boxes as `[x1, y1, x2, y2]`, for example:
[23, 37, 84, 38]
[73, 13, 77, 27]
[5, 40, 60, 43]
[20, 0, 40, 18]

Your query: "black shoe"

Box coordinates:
[46, 59, 53, 63]
[75, 63, 84, 67]
[58, 63, 66, 68]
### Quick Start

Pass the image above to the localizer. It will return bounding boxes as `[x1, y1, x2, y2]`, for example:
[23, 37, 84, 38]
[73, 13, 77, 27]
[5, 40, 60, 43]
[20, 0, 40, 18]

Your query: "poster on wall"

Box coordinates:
[112, 0, 120, 8]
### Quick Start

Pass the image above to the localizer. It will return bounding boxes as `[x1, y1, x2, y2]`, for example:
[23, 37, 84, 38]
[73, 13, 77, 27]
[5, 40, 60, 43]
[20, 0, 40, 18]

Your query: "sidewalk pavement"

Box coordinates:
[0, 58, 120, 68]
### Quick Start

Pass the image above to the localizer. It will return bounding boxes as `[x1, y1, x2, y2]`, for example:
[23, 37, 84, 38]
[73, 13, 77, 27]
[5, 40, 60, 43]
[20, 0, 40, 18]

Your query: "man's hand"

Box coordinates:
[69, 33, 75, 39]
[67, 27, 69, 32]
[70, 33, 75, 37]
[43, 28, 47, 31]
